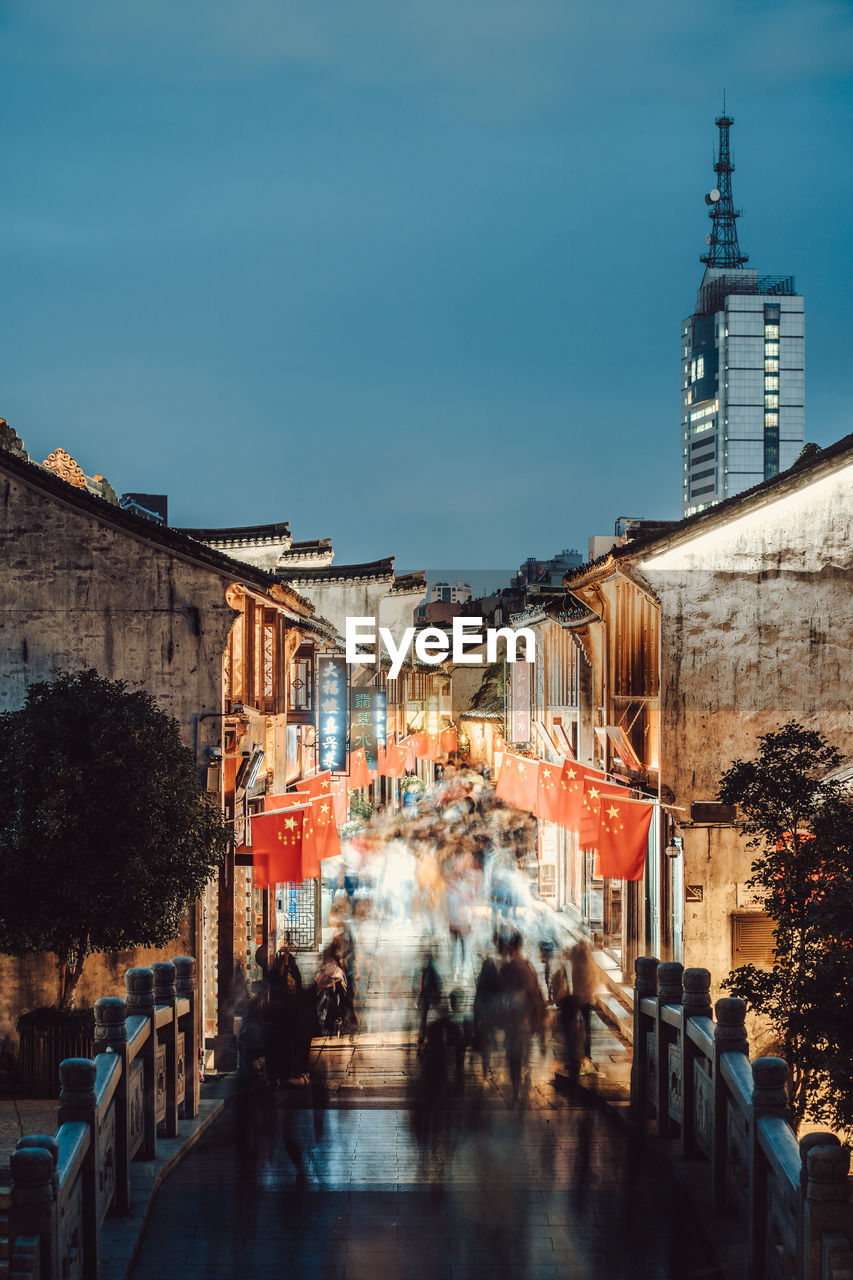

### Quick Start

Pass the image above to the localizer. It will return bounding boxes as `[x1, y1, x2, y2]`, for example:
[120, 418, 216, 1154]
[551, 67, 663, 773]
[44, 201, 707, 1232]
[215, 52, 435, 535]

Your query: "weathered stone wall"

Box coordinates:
[636, 462, 853, 981]
[1, 469, 239, 735]
[0, 464, 245, 1047]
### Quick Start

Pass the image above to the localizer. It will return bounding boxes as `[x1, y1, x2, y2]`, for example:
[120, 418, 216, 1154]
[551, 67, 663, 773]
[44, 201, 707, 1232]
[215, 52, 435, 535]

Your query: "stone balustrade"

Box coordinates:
[7, 956, 198, 1280]
[631, 956, 853, 1280]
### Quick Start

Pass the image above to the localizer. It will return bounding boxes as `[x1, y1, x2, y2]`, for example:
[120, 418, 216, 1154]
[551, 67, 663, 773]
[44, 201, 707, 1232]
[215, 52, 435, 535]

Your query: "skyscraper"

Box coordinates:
[681, 111, 804, 516]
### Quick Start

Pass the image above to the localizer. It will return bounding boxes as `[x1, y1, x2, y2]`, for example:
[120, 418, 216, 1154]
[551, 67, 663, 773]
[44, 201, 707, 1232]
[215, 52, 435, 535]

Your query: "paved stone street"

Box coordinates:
[130, 907, 712, 1280]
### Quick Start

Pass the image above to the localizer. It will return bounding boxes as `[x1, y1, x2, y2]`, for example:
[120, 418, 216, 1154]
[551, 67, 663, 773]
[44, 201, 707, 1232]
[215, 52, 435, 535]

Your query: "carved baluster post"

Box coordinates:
[173, 956, 199, 1120]
[680, 967, 711, 1159]
[631, 957, 658, 1128]
[10, 1140, 59, 1280]
[153, 961, 179, 1138]
[94, 996, 130, 1212]
[126, 967, 156, 1159]
[654, 961, 683, 1138]
[748, 1057, 790, 1280]
[798, 1136, 850, 1280]
[58, 1059, 99, 1280]
[712, 996, 748, 1211]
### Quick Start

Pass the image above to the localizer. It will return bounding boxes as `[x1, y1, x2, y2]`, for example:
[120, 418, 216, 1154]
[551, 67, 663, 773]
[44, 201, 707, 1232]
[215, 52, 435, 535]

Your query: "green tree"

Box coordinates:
[469, 661, 506, 711]
[720, 722, 853, 1132]
[0, 670, 230, 1009]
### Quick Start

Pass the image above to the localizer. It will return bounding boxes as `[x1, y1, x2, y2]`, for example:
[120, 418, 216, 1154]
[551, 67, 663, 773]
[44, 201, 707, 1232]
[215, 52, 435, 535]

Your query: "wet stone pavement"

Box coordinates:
[130, 910, 705, 1280]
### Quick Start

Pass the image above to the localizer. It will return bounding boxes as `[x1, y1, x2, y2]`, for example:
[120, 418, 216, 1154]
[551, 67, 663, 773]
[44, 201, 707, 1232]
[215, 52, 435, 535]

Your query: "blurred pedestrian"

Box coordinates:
[569, 939, 598, 1067]
[473, 954, 502, 1079]
[416, 949, 442, 1050]
[499, 933, 546, 1103]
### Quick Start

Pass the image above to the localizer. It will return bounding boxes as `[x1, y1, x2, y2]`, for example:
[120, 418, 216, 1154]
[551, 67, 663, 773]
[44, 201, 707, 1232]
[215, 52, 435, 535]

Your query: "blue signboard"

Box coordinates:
[317, 655, 348, 773]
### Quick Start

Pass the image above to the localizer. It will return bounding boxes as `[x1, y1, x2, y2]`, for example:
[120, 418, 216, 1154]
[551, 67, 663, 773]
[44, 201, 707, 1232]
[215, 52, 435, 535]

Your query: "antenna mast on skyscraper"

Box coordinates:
[700, 104, 748, 270]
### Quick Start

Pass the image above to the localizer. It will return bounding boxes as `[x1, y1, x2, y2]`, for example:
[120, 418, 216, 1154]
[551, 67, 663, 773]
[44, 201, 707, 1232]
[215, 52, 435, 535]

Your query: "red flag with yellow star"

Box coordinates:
[264, 792, 309, 812]
[556, 761, 606, 832]
[598, 795, 654, 881]
[380, 744, 409, 778]
[580, 776, 629, 849]
[298, 770, 332, 799]
[243, 807, 306, 888]
[330, 774, 348, 825]
[535, 760, 569, 823]
[301, 794, 341, 876]
[410, 731, 429, 758]
[440, 726, 458, 755]
[495, 753, 538, 812]
[348, 748, 372, 789]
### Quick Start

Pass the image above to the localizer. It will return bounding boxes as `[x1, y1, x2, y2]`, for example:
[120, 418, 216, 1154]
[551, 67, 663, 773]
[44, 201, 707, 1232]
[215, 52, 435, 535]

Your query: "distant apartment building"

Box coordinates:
[120, 492, 169, 525]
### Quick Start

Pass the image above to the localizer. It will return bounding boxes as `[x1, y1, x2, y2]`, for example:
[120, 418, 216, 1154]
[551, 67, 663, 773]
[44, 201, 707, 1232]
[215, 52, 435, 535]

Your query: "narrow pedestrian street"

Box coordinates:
[130, 900, 701, 1280]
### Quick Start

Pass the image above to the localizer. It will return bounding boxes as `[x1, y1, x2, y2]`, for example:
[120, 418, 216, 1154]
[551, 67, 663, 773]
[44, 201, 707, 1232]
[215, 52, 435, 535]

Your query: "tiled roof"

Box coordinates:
[179, 521, 292, 545]
[389, 571, 427, 595]
[460, 698, 504, 722]
[280, 557, 396, 584]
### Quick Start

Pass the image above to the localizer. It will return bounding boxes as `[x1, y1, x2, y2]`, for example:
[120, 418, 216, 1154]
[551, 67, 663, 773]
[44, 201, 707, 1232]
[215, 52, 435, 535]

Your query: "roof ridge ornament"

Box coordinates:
[42, 447, 88, 489]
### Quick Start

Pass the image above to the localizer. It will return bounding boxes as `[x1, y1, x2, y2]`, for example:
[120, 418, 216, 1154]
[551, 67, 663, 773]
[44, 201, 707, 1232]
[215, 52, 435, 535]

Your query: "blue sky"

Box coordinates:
[3, 2, 853, 565]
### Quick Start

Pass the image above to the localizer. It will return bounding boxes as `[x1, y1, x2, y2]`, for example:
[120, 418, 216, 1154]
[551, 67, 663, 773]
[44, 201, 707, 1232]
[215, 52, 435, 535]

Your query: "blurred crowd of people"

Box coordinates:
[229, 760, 604, 1188]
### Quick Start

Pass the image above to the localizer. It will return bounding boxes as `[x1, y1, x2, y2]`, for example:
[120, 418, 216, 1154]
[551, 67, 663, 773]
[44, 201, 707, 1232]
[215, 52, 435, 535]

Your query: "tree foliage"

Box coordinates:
[0, 670, 230, 1008]
[720, 722, 853, 1132]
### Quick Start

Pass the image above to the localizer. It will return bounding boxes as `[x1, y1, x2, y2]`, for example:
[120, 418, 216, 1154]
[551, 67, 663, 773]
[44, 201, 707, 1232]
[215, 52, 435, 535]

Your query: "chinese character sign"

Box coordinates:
[511, 661, 531, 745]
[350, 687, 380, 770]
[317, 655, 348, 773]
[373, 691, 387, 746]
[426, 695, 439, 737]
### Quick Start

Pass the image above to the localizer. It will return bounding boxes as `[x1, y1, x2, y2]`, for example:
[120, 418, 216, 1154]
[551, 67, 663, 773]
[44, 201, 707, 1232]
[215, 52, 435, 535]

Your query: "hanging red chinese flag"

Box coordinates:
[535, 760, 568, 822]
[301, 794, 342, 877]
[330, 774, 348, 825]
[410, 731, 429, 758]
[398, 737, 417, 771]
[598, 795, 655, 881]
[243, 807, 305, 888]
[380, 744, 408, 778]
[348, 748, 372, 789]
[424, 734, 441, 761]
[298, 770, 333, 799]
[440, 726, 458, 755]
[580, 776, 629, 850]
[495, 753, 538, 812]
[264, 792, 309, 812]
[555, 761, 606, 833]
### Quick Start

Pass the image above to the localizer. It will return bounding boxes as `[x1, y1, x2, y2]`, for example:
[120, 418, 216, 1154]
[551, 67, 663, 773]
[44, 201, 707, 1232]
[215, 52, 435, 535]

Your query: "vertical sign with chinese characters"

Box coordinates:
[426, 695, 439, 737]
[373, 691, 387, 748]
[350, 688, 379, 770]
[511, 661, 531, 745]
[317, 655, 348, 773]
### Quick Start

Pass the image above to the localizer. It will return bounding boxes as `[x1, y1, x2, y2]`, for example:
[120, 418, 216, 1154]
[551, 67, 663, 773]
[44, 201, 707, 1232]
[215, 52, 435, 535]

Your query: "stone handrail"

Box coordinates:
[8, 956, 198, 1280]
[631, 956, 853, 1280]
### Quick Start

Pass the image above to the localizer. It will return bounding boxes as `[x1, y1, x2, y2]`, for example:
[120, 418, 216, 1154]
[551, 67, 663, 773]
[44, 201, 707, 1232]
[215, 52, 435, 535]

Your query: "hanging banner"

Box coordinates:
[351, 687, 380, 770]
[317, 655, 348, 773]
[426, 695, 439, 737]
[511, 661, 531, 745]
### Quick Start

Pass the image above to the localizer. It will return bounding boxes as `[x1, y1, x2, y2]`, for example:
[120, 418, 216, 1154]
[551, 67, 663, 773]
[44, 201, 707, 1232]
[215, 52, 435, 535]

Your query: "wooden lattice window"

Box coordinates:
[288, 645, 315, 724]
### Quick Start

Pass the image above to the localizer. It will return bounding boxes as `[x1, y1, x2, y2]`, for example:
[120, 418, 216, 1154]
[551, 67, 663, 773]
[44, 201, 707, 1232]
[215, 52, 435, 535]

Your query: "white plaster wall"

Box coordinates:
[293, 580, 389, 642]
[636, 462, 853, 982]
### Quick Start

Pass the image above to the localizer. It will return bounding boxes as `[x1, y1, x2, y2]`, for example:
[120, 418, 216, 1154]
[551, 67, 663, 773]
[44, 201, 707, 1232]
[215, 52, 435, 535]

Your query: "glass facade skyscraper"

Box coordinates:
[681, 116, 804, 516]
